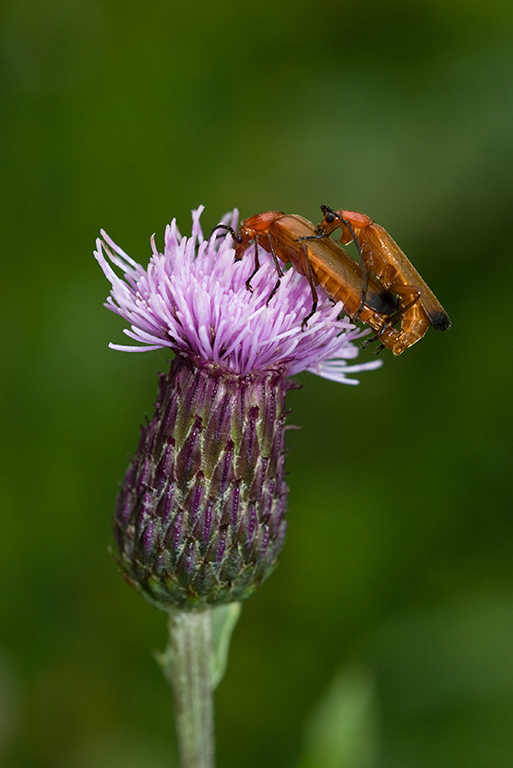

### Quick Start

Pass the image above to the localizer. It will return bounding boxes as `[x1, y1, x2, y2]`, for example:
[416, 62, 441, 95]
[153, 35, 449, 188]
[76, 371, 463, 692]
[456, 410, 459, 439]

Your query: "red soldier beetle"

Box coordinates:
[211, 212, 403, 348]
[313, 206, 451, 354]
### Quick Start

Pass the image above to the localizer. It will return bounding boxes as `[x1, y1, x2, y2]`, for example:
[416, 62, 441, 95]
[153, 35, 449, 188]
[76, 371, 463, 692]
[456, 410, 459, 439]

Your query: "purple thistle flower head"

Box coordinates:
[95, 208, 381, 611]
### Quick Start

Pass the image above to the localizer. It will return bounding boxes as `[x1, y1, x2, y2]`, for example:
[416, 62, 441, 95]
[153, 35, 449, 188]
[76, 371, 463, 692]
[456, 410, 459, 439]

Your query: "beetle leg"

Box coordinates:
[301, 300, 318, 331]
[382, 284, 421, 327]
[267, 234, 285, 277]
[299, 243, 319, 330]
[360, 305, 398, 349]
[361, 323, 387, 349]
[266, 279, 281, 305]
[245, 241, 261, 292]
[264, 234, 285, 305]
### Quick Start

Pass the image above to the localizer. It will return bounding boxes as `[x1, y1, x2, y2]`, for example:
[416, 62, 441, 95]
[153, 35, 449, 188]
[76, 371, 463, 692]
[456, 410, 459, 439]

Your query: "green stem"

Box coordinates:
[167, 610, 215, 768]
[156, 604, 241, 768]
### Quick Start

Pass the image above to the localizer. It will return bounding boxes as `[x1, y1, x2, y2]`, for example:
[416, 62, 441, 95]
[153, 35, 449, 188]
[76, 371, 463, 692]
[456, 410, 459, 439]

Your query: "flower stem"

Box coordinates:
[156, 604, 241, 768]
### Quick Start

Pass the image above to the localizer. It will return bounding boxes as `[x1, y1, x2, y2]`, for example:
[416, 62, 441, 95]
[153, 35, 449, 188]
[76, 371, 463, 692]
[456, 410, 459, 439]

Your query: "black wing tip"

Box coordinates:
[430, 311, 451, 331]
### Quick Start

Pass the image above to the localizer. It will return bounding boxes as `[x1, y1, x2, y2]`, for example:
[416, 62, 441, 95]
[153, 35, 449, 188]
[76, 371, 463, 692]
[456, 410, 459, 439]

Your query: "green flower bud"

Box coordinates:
[115, 357, 295, 610]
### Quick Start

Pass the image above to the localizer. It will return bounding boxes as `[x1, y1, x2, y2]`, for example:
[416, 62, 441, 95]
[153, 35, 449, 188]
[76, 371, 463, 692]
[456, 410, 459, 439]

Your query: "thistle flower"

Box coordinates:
[94, 207, 381, 612]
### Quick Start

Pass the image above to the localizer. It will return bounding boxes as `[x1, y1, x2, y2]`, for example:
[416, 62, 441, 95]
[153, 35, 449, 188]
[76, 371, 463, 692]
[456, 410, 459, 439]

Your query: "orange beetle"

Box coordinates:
[313, 206, 451, 354]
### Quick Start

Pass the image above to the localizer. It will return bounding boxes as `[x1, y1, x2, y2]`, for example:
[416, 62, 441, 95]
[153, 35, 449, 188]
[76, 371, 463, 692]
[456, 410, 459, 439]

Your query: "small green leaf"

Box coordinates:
[298, 665, 379, 768]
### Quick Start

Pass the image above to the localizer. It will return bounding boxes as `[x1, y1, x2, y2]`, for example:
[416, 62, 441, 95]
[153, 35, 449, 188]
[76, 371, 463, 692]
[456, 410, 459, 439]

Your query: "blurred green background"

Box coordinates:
[1, 0, 512, 766]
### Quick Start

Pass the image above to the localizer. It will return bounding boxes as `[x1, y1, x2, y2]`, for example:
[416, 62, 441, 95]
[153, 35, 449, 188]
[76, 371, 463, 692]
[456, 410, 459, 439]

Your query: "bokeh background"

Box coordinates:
[1, 0, 512, 766]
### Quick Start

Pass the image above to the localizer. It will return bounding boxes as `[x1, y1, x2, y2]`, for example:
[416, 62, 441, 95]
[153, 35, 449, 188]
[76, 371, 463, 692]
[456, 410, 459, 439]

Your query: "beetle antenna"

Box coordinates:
[209, 223, 237, 241]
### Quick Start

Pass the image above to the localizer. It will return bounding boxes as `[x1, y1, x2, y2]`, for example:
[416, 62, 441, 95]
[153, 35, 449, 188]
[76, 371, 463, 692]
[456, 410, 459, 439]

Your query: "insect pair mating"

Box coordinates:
[211, 208, 451, 356]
